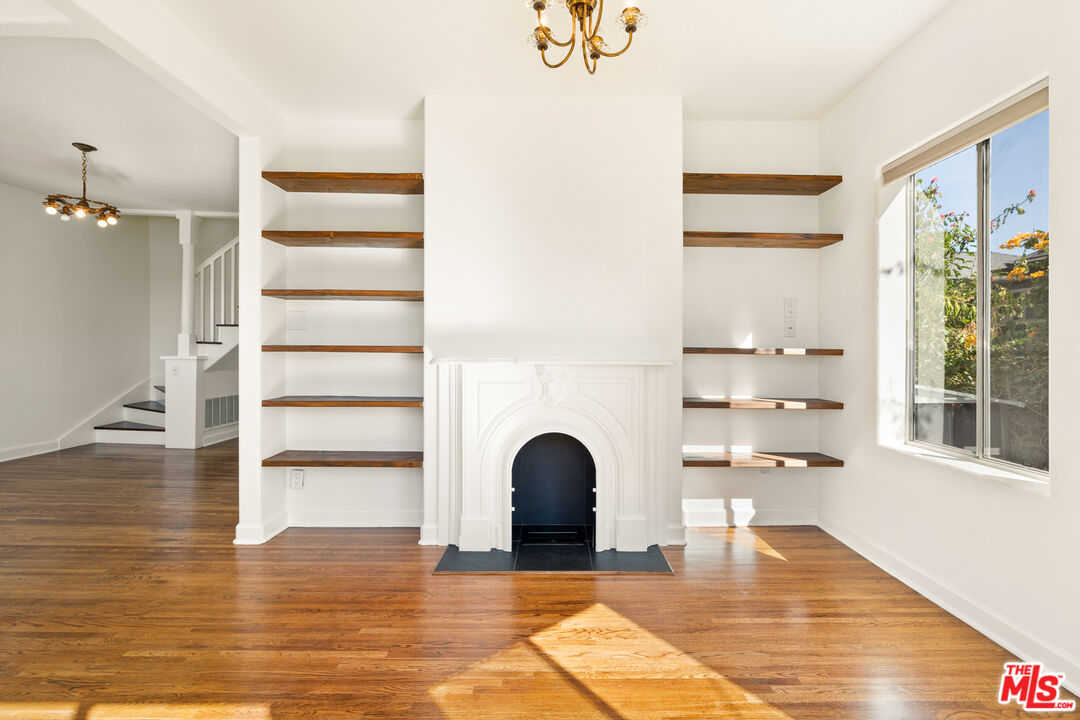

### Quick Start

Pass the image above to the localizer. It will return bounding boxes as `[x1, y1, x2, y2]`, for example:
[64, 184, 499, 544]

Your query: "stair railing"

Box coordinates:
[194, 236, 239, 342]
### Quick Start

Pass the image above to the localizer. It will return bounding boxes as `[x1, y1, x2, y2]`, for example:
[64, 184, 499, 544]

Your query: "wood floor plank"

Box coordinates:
[0, 441, 1072, 719]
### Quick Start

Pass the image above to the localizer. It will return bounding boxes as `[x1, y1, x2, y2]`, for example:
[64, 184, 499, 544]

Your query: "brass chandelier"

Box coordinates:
[42, 143, 120, 227]
[525, 0, 647, 75]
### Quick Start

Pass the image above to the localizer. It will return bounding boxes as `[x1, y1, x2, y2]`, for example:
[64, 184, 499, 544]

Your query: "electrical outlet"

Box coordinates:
[784, 318, 797, 337]
[171, 367, 179, 376]
[784, 297, 797, 318]
[289, 468, 304, 489]
[758, 468, 772, 475]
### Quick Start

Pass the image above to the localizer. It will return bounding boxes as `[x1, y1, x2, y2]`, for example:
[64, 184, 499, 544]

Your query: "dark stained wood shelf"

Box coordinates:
[683, 397, 844, 409]
[683, 231, 843, 249]
[263, 230, 424, 248]
[262, 345, 424, 353]
[263, 396, 423, 408]
[683, 173, 842, 196]
[685, 347, 844, 356]
[683, 451, 844, 468]
[262, 450, 423, 468]
[262, 172, 424, 195]
[262, 289, 423, 302]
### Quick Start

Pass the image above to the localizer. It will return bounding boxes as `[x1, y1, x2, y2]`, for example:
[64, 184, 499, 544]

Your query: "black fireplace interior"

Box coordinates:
[509, 433, 596, 570]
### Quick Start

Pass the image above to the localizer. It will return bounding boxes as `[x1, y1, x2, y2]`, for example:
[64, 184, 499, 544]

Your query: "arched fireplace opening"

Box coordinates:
[511, 432, 596, 551]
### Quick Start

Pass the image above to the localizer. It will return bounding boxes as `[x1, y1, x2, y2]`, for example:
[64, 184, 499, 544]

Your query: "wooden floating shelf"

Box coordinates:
[262, 289, 423, 302]
[262, 345, 424, 354]
[685, 347, 844, 356]
[263, 396, 423, 408]
[683, 397, 844, 410]
[263, 230, 424, 249]
[683, 231, 843, 249]
[683, 173, 842, 196]
[263, 450, 423, 468]
[683, 451, 844, 468]
[262, 172, 424, 195]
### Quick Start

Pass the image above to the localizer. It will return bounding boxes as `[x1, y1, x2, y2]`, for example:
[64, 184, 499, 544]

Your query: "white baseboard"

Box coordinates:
[419, 523, 440, 545]
[288, 509, 423, 528]
[202, 423, 238, 447]
[819, 512, 1080, 696]
[664, 523, 687, 546]
[683, 505, 817, 527]
[0, 440, 59, 463]
[233, 510, 288, 545]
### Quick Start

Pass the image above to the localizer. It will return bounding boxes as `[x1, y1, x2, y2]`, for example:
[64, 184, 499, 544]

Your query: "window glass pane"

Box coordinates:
[988, 111, 1049, 471]
[912, 147, 978, 452]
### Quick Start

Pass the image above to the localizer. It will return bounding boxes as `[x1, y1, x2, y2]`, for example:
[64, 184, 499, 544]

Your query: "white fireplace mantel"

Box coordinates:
[421, 358, 681, 553]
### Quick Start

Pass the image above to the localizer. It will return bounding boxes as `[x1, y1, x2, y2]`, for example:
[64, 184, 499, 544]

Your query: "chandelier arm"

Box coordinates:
[594, 29, 633, 57]
[541, 28, 578, 69]
[537, 8, 573, 47]
[587, 0, 604, 41]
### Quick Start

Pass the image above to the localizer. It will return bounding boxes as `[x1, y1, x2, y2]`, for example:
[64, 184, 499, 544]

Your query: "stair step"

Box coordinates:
[94, 421, 164, 432]
[124, 401, 165, 414]
[683, 451, 843, 468]
[154, 385, 166, 393]
[262, 450, 423, 467]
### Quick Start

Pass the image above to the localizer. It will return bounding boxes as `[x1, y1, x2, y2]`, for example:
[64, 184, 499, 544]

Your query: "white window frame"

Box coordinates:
[899, 85, 1050, 481]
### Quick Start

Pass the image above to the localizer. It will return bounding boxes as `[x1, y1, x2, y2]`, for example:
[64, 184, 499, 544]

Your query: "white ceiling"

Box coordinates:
[0, 36, 238, 211]
[156, 0, 954, 122]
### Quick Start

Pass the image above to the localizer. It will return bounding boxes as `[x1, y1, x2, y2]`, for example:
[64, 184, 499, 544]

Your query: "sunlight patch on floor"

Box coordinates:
[84, 705, 270, 720]
[0, 704, 79, 720]
[695, 527, 788, 562]
[431, 603, 792, 719]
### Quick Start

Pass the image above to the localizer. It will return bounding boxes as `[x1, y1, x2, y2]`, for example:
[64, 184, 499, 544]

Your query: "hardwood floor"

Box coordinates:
[0, 441, 1074, 719]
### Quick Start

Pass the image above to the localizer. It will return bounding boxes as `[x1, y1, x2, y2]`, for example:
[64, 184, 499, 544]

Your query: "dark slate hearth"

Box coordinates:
[432, 524, 673, 575]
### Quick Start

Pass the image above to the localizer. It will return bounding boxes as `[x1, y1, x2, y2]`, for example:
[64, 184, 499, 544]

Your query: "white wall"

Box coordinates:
[425, 96, 683, 362]
[682, 121, 832, 526]
[0, 180, 150, 459]
[818, 0, 1080, 688]
[148, 216, 180, 377]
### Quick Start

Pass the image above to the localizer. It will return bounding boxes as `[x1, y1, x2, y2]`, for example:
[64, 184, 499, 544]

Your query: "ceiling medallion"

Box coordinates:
[525, 0, 647, 75]
[42, 143, 120, 227]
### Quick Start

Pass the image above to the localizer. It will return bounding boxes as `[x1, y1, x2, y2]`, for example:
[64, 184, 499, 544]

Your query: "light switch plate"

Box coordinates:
[289, 468, 304, 489]
[784, 297, 797, 318]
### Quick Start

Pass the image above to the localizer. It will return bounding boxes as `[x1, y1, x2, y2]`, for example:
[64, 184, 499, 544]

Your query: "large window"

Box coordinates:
[909, 109, 1049, 474]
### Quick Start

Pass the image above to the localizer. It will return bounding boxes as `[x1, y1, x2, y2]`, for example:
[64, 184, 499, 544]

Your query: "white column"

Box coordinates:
[177, 210, 196, 356]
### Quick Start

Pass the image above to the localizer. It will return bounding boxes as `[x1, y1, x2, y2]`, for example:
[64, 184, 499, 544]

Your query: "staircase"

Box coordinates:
[93, 236, 240, 446]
